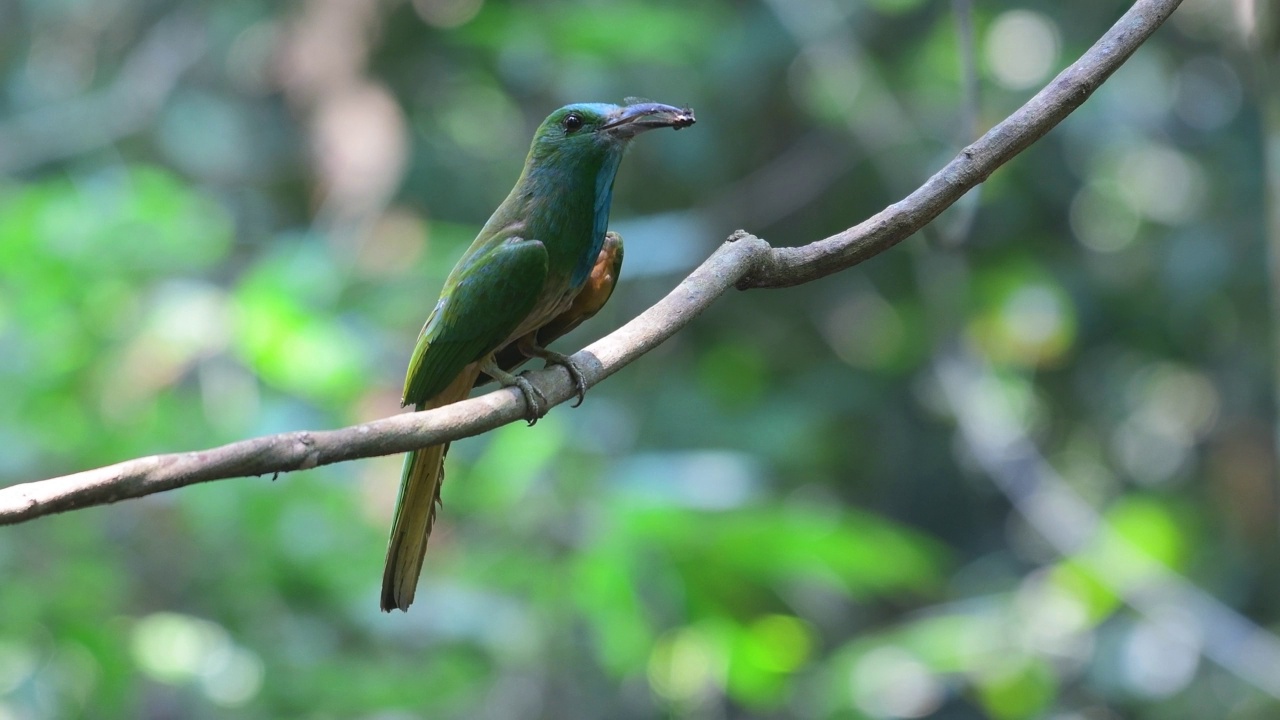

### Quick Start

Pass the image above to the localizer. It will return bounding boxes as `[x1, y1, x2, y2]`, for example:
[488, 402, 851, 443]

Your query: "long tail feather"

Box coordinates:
[380, 362, 482, 612]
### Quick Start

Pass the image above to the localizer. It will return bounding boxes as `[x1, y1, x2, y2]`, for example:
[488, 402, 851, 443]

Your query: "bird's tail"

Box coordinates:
[381, 362, 481, 612]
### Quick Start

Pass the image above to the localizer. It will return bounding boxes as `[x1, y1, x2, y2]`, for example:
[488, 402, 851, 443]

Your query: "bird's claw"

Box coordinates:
[480, 355, 549, 425]
[511, 374, 547, 426]
[538, 351, 588, 407]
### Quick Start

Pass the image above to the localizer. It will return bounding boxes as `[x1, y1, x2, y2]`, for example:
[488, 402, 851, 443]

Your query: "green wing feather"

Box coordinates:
[475, 231, 624, 385]
[403, 237, 550, 406]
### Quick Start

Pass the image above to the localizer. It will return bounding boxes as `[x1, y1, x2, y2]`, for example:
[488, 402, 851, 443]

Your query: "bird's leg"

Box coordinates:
[479, 354, 546, 425]
[516, 335, 588, 407]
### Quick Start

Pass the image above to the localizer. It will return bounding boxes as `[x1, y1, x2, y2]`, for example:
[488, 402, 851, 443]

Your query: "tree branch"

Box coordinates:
[0, 236, 770, 524]
[0, 0, 1184, 525]
[739, 0, 1182, 288]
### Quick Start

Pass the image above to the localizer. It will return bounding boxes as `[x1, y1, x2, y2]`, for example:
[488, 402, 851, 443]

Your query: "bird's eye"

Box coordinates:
[563, 113, 584, 132]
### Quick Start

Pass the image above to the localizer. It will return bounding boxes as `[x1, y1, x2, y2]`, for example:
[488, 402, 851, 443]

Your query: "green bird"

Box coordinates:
[382, 101, 695, 612]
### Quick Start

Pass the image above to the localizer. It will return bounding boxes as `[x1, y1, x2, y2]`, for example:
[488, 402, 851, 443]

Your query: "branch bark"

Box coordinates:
[0, 0, 1184, 525]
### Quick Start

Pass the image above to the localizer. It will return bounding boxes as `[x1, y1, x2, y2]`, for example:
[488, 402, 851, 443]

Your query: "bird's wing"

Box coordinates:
[474, 231, 624, 387]
[403, 237, 549, 406]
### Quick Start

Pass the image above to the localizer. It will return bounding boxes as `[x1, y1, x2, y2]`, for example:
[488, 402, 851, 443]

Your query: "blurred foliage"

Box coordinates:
[1, 0, 1277, 718]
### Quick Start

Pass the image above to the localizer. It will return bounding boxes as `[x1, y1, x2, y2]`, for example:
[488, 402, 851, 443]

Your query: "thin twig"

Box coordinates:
[739, 0, 1183, 288]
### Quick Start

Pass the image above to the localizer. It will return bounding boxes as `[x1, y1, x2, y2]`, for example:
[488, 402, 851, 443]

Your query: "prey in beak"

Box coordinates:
[600, 102, 696, 138]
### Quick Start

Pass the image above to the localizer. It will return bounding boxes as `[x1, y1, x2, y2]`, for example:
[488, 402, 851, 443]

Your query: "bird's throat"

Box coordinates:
[583, 152, 623, 285]
[522, 148, 625, 289]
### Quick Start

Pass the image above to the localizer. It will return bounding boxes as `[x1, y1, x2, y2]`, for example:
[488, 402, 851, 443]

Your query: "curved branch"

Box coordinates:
[0, 0, 1183, 525]
[739, 0, 1182, 289]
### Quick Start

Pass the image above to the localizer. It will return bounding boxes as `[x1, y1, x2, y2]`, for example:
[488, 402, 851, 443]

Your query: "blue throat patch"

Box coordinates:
[574, 151, 623, 286]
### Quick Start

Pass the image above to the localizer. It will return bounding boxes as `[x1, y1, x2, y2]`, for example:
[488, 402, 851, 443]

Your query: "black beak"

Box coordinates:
[600, 102, 696, 138]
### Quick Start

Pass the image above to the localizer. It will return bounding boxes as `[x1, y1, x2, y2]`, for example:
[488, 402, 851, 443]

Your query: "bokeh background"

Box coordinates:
[1, 0, 1276, 717]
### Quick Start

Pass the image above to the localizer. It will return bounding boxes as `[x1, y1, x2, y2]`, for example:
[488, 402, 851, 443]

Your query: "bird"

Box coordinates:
[381, 101, 695, 612]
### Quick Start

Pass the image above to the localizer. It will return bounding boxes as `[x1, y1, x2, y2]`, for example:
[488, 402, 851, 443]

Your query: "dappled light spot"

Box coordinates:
[648, 625, 727, 703]
[200, 645, 266, 707]
[950, 371, 1046, 453]
[1096, 498, 1188, 574]
[1013, 570, 1094, 665]
[1114, 419, 1190, 486]
[412, 0, 484, 29]
[984, 11, 1060, 91]
[130, 613, 264, 707]
[1000, 287, 1067, 355]
[743, 615, 812, 674]
[1121, 607, 1202, 698]
[1114, 363, 1219, 486]
[1116, 143, 1206, 225]
[132, 613, 225, 681]
[1070, 181, 1141, 253]
[1050, 562, 1122, 625]
[970, 277, 1076, 369]
[850, 646, 943, 718]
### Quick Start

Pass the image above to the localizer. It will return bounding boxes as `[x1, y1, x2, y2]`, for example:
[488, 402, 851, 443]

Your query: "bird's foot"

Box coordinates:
[509, 374, 547, 425]
[480, 357, 547, 425]
[521, 345, 588, 407]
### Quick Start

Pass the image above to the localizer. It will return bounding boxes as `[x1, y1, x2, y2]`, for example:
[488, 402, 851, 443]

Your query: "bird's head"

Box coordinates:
[528, 101, 695, 165]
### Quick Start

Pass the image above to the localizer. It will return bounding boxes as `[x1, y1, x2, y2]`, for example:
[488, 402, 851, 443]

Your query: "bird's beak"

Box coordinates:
[600, 102, 696, 138]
